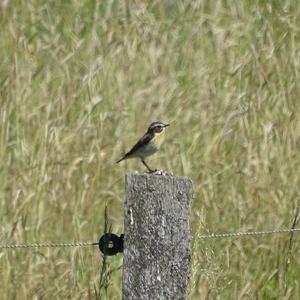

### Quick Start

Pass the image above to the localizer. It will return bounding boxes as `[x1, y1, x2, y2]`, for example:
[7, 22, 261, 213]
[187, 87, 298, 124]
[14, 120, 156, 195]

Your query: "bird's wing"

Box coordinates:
[126, 132, 153, 156]
[116, 131, 154, 163]
[117, 132, 153, 162]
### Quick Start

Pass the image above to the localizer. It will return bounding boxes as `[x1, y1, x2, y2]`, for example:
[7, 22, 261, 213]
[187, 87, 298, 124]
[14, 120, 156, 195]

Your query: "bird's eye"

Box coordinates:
[155, 126, 163, 133]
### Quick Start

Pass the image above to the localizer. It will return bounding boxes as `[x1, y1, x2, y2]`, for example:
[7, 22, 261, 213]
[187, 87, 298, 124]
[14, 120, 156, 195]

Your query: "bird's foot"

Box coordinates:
[145, 168, 158, 174]
[145, 169, 173, 176]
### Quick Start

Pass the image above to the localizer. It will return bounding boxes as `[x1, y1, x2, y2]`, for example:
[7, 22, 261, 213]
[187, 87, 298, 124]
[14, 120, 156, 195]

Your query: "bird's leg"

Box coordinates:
[141, 159, 157, 173]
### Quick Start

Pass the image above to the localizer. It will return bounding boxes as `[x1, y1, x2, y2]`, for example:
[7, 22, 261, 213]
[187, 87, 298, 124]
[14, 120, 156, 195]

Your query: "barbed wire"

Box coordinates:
[197, 228, 300, 239]
[0, 241, 98, 249]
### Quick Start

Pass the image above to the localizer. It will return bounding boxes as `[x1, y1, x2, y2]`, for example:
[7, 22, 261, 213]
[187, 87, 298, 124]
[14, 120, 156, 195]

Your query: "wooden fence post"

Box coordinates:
[122, 173, 194, 300]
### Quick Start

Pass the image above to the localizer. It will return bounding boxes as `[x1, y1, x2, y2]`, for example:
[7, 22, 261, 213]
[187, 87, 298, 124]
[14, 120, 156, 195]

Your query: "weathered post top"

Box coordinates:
[122, 173, 193, 300]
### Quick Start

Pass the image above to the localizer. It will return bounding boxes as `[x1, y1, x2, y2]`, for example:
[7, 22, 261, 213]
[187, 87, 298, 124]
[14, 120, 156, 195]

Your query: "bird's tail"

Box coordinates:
[116, 156, 126, 164]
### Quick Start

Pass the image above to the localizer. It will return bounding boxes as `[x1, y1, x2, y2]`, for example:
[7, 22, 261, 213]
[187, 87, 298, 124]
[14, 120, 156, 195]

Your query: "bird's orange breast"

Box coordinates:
[153, 130, 165, 148]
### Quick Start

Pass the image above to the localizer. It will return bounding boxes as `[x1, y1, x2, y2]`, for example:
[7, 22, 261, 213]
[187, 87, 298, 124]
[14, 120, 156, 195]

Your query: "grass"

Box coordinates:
[1, 0, 300, 299]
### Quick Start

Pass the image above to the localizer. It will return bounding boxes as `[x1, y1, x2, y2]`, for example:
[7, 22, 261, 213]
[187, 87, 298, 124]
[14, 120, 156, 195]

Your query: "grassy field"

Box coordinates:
[1, 0, 300, 299]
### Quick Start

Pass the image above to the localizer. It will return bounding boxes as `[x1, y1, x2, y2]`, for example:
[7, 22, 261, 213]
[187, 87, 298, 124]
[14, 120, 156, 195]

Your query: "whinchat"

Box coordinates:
[116, 122, 170, 172]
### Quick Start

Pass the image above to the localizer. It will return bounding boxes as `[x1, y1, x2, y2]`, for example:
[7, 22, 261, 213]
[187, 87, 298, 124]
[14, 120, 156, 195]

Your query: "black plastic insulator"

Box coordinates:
[98, 233, 124, 256]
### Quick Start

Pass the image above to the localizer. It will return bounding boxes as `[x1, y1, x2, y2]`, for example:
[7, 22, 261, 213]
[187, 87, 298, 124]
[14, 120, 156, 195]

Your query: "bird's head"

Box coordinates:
[147, 122, 170, 135]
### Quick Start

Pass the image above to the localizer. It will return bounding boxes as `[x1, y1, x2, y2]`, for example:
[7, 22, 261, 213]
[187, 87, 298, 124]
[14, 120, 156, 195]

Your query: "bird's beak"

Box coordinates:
[164, 124, 170, 127]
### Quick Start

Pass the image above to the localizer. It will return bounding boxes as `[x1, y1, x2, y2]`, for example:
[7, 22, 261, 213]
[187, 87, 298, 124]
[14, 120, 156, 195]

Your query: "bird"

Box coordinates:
[116, 122, 170, 172]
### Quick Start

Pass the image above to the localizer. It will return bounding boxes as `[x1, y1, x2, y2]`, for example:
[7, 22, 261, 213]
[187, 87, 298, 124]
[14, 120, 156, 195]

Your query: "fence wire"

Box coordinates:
[0, 241, 98, 249]
[1, 228, 300, 250]
[197, 228, 300, 239]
